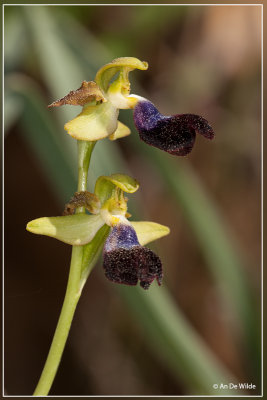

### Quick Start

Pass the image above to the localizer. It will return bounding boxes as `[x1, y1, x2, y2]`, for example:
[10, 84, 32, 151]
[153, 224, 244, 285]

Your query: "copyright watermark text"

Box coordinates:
[213, 383, 256, 390]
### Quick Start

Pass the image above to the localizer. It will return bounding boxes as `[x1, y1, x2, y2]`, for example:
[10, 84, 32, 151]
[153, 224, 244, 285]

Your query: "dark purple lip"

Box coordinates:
[133, 100, 214, 156]
[103, 224, 162, 290]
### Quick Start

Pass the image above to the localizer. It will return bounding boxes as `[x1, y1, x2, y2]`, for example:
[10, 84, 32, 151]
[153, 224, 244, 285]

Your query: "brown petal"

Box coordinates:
[48, 81, 106, 107]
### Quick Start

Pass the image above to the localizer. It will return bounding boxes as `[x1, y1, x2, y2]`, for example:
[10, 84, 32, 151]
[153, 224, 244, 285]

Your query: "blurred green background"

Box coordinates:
[4, 4, 261, 396]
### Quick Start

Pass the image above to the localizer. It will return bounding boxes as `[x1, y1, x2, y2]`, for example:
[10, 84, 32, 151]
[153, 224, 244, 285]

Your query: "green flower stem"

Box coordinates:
[33, 246, 83, 396]
[77, 140, 95, 192]
[33, 140, 95, 396]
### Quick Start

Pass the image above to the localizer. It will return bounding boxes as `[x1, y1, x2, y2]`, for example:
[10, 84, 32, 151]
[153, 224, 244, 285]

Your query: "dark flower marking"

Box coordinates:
[63, 191, 100, 215]
[103, 223, 162, 290]
[133, 100, 214, 156]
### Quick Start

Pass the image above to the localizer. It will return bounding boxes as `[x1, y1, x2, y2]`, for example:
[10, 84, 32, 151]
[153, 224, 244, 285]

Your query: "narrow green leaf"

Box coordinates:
[4, 90, 23, 134]
[22, 6, 127, 184]
[5, 74, 76, 202]
[119, 284, 238, 395]
[4, 8, 28, 71]
[128, 135, 261, 381]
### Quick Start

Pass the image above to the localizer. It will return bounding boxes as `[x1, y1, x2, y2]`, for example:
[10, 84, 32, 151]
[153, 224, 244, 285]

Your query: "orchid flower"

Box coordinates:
[49, 57, 214, 154]
[48, 57, 147, 141]
[27, 174, 169, 290]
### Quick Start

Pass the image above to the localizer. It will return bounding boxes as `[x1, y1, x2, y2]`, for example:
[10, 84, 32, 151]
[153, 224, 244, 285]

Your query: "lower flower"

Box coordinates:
[103, 223, 162, 290]
[26, 174, 170, 290]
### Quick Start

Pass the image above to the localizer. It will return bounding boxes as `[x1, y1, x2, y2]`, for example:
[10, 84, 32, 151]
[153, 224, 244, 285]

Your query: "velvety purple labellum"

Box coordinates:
[104, 223, 139, 251]
[103, 224, 162, 290]
[133, 100, 214, 156]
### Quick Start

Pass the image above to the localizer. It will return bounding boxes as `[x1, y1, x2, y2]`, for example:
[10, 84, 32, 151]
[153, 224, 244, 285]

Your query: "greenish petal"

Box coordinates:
[131, 221, 170, 246]
[95, 174, 139, 204]
[95, 57, 148, 93]
[64, 101, 118, 141]
[26, 214, 105, 245]
[109, 121, 131, 141]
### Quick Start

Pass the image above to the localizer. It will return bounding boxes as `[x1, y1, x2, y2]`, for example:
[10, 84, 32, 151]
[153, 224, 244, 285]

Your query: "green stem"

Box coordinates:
[77, 140, 95, 193]
[33, 246, 83, 396]
[33, 140, 95, 396]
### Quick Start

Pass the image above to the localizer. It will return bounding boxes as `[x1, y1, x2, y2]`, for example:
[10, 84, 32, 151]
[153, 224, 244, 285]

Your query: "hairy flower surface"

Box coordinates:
[133, 99, 214, 156]
[103, 223, 162, 290]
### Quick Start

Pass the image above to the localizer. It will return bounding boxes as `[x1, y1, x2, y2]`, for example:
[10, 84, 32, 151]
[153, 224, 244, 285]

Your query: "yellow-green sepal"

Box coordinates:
[95, 173, 139, 204]
[95, 57, 148, 93]
[26, 214, 105, 245]
[109, 121, 131, 141]
[131, 221, 170, 246]
[64, 101, 118, 141]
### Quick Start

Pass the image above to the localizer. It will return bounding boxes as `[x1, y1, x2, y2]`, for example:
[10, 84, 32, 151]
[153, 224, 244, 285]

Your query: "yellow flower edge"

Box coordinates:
[64, 102, 118, 141]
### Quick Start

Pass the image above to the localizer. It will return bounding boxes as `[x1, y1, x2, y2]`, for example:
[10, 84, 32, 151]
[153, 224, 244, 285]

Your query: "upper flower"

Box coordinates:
[48, 57, 214, 155]
[49, 57, 148, 141]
